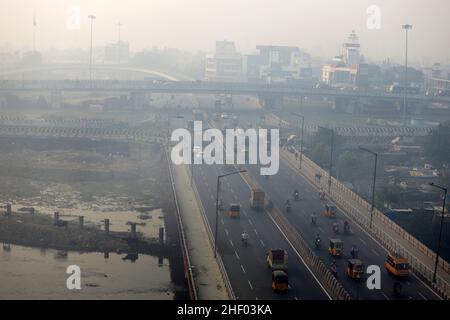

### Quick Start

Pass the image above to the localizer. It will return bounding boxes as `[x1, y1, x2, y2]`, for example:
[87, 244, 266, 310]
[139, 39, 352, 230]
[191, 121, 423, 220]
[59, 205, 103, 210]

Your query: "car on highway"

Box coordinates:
[228, 203, 241, 218]
[272, 270, 289, 292]
[386, 253, 410, 278]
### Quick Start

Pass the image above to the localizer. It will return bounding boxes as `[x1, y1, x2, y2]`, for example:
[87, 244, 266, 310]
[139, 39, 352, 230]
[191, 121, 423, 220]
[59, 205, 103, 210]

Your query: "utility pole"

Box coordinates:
[291, 112, 305, 170]
[318, 126, 335, 194]
[429, 182, 447, 283]
[88, 15, 96, 89]
[329, 129, 334, 193]
[402, 24, 412, 124]
[359, 147, 378, 229]
[117, 22, 123, 64]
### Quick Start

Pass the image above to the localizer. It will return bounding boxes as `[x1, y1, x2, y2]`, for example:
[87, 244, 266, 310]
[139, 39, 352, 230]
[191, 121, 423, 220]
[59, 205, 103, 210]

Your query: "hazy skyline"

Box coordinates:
[1, 0, 449, 65]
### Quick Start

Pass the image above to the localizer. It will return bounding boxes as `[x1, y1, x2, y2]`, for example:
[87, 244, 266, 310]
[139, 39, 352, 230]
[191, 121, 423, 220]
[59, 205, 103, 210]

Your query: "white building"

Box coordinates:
[205, 41, 243, 82]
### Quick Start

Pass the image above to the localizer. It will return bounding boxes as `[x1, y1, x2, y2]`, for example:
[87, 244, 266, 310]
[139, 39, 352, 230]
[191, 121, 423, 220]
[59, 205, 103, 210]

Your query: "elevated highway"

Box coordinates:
[1, 79, 450, 105]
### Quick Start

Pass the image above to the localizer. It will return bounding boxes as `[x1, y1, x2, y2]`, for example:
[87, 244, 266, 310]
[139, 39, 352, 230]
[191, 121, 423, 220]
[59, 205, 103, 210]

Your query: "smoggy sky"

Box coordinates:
[1, 0, 449, 65]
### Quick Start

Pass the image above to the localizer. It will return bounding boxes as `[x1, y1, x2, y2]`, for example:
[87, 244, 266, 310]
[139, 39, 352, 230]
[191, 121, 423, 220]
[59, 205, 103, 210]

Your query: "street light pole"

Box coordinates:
[214, 169, 247, 258]
[88, 15, 96, 89]
[429, 182, 447, 283]
[402, 24, 412, 124]
[359, 147, 378, 229]
[291, 112, 305, 170]
[117, 22, 123, 64]
[318, 126, 335, 193]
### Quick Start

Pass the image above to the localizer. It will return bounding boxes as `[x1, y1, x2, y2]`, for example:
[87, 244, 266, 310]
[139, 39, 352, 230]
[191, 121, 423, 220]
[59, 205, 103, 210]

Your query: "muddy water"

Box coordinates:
[0, 244, 175, 299]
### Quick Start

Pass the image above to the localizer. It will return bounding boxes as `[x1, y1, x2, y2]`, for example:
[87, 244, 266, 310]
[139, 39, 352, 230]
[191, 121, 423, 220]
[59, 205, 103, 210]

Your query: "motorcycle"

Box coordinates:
[332, 223, 340, 234]
[343, 221, 350, 234]
[241, 234, 248, 246]
[285, 200, 292, 212]
[315, 238, 321, 250]
[294, 192, 299, 201]
[311, 214, 317, 225]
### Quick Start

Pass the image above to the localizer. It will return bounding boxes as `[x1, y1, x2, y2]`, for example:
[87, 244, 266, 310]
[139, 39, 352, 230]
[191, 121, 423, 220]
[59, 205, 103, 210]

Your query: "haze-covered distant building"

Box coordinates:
[104, 41, 130, 64]
[246, 45, 312, 84]
[321, 30, 368, 87]
[205, 40, 243, 82]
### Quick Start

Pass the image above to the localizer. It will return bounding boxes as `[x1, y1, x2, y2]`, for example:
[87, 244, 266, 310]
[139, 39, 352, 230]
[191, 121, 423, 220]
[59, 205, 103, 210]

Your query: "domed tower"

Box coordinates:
[343, 30, 361, 67]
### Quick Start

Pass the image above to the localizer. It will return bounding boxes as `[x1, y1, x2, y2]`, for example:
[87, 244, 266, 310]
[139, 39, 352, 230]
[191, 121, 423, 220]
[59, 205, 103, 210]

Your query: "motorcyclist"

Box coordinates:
[344, 220, 350, 233]
[332, 222, 339, 233]
[241, 231, 249, 245]
[350, 244, 358, 259]
[315, 234, 321, 248]
[319, 187, 325, 200]
[393, 281, 402, 296]
[293, 189, 300, 200]
[311, 212, 317, 224]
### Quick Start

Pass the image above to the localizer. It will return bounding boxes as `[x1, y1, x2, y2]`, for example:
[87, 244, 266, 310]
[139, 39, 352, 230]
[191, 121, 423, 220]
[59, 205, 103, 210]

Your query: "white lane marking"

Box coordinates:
[318, 226, 324, 233]
[242, 210, 248, 217]
[248, 219, 253, 226]
[381, 292, 390, 300]
[417, 291, 427, 300]
[234, 195, 238, 201]
[221, 219, 224, 225]
[266, 214, 332, 300]
[359, 238, 367, 245]
[371, 249, 380, 256]
[230, 188, 235, 194]
[247, 280, 253, 290]
[241, 265, 246, 273]
[254, 229, 259, 236]
[235, 251, 240, 260]
[260, 239, 266, 247]
[230, 239, 234, 247]
[294, 296, 299, 300]
[210, 194, 214, 201]
[225, 229, 229, 236]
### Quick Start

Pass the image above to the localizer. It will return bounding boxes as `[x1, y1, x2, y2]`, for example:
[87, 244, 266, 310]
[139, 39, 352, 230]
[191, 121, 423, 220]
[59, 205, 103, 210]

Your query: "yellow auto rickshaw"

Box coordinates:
[323, 204, 336, 218]
[328, 238, 343, 256]
[228, 203, 241, 218]
[385, 253, 410, 277]
[271, 270, 289, 292]
[346, 259, 364, 279]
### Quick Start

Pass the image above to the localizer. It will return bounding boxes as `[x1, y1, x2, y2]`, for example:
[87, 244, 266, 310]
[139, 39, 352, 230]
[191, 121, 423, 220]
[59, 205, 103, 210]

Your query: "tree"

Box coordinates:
[309, 142, 329, 168]
[336, 150, 370, 183]
[376, 184, 402, 207]
[424, 121, 450, 167]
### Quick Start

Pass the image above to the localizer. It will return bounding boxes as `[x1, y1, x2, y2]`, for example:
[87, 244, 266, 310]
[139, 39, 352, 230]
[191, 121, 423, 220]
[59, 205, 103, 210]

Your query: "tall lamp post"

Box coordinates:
[318, 126, 334, 193]
[88, 15, 96, 88]
[214, 170, 247, 258]
[359, 147, 378, 229]
[291, 112, 305, 170]
[402, 24, 412, 124]
[116, 22, 123, 64]
[428, 182, 447, 283]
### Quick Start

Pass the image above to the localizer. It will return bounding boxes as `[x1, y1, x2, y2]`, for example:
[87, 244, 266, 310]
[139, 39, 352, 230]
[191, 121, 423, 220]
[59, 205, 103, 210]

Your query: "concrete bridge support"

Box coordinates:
[258, 93, 282, 110]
